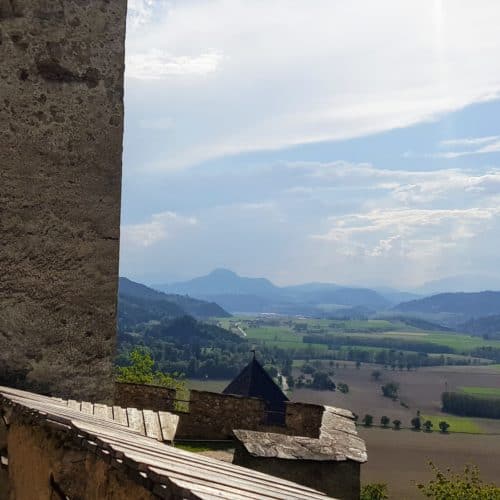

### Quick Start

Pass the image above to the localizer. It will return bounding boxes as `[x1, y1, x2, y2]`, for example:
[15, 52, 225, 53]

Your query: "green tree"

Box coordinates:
[337, 382, 349, 393]
[360, 483, 388, 500]
[392, 419, 402, 430]
[116, 347, 187, 396]
[380, 415, 390, 428]
[423, 420, 433, 432]
[362, 414, 374, 427]
[381, 382, 399, 400]
[371, 370, 382, 381]
[439, 421, 450, 433]
[417, 462, 500, 499]
[411, 416, 422, 431]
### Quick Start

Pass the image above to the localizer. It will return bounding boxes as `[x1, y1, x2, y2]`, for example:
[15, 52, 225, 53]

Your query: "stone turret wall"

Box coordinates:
[0, 0, 127, 401]
[114, 382, 176, 412]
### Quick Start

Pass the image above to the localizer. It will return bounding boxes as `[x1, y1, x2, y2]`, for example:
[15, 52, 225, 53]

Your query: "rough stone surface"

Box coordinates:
[232, 405, 366, 500]
[7, 423, 156, 500]
[114, 382, 176, 412]
[233, 448, 359, 500]
[0, 0, 127, 401]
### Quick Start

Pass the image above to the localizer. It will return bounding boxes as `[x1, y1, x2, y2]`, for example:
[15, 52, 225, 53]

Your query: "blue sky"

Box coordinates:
[120, 0, 500, 289]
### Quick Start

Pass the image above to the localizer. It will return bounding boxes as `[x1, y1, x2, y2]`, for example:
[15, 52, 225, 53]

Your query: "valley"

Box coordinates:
[117, 273, 500, 497]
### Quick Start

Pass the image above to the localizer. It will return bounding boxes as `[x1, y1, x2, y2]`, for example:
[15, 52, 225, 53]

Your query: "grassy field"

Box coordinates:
[460, 386, 500, 398]
[187, 379, 230, 392]
[421, 414, 484, 434]
[216, 315, 500, 356]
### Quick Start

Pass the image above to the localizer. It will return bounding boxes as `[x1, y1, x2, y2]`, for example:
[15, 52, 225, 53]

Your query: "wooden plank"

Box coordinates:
[67, 400, 81, 411]
[94, 403, 113, 420]
[148, 461, 322, 500]
[103, 441, 327, 499]
[167, 475, 258, 500]
[112, 406, 128, 426]
[0, 387, 331, 499]
[126, 408, 146, 435]
[158, 412, 179, 442]
[81, 401, 93, 415]
[142, 410, 162, 441]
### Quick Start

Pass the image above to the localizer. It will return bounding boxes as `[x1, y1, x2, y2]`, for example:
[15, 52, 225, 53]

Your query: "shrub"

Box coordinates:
[417, 462, 500, 498]
[337, 382, 349, 393]
[423, 420, 433, 432]
[381, 382, 399, 399]
[439, 421, 450, 433]
[362, 414, 374, 427]
[392, 419, 402, 430]
[411, 416, 422, 430]
[380, 415, 390, 428]
[360, 483, 388, 500]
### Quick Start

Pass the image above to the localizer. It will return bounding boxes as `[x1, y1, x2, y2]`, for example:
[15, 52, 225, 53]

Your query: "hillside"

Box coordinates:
[395, 291, 500, 319]
[459, 315, 500, 338]
[118, 277, 230, 321]
[154, 269, 391, 314]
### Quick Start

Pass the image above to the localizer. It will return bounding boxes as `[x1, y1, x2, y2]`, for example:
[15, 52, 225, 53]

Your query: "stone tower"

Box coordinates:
[0, 0, 127, 401]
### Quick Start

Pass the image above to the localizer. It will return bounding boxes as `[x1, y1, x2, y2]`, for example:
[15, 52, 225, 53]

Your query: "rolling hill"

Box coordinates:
[154, 269, 392, 315]
[118, 277, 230, 326]
[394, 291, 500, 327]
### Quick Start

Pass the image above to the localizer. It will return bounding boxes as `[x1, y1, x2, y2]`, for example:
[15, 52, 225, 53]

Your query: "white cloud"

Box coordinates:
[439, 135, 500, 148]
[125, 0, 500, 168]
[313, 207, 499, 260]
[127, 50, 223, 80]
[434, 135, 500, 158]
[284, 161, 500, 204]
[121, 211, 197, 247]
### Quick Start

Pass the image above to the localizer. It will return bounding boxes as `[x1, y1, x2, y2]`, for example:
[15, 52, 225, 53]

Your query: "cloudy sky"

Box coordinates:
[120, 0, 500, 289]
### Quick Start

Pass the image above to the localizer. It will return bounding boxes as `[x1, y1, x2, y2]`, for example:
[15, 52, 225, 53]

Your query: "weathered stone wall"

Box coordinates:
[114, 382, 176, 411]
[0, 0, 127, 401]
[176, 390, 268, 439]
[233, 445, 361, 500]
[174, 390, 326, 440]
[7, 422, 156, 500]
[285, 402, 324, 438]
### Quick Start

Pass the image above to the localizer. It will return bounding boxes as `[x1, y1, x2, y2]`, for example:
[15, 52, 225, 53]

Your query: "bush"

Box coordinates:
[423, 420, 433, 432]
[380, 415, 390, 428]
[381, 382, 399, 399]
[411, 416, 422, 430]
[392, 419, 402, 430]
[417, 462, 500, 498]
[337, 382, 349, 393]
[439, 421, 450, 433]
[361, 483, 388, 500]
[362, 414, 374, 427]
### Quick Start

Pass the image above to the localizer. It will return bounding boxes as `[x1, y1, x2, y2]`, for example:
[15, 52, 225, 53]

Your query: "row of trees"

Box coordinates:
[357, 414, 450, 433]
[442, 391, 500, 419]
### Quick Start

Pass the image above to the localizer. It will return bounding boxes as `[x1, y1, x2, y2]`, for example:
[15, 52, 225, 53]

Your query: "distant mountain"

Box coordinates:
[414, 274, 500, 295]
[118, 277, 230, 322]
[374, 287, 422, 304]
[394, 291, 500, 320]
[154, 269, 391, 315]
[156, 268, 279, 297]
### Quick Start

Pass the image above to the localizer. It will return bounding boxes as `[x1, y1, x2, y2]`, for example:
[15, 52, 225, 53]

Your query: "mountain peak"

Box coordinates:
[209, 268, 238, 277]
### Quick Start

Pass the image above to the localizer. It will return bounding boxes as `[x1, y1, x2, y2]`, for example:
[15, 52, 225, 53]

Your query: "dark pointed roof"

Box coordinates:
[223, 358, 289, 404]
